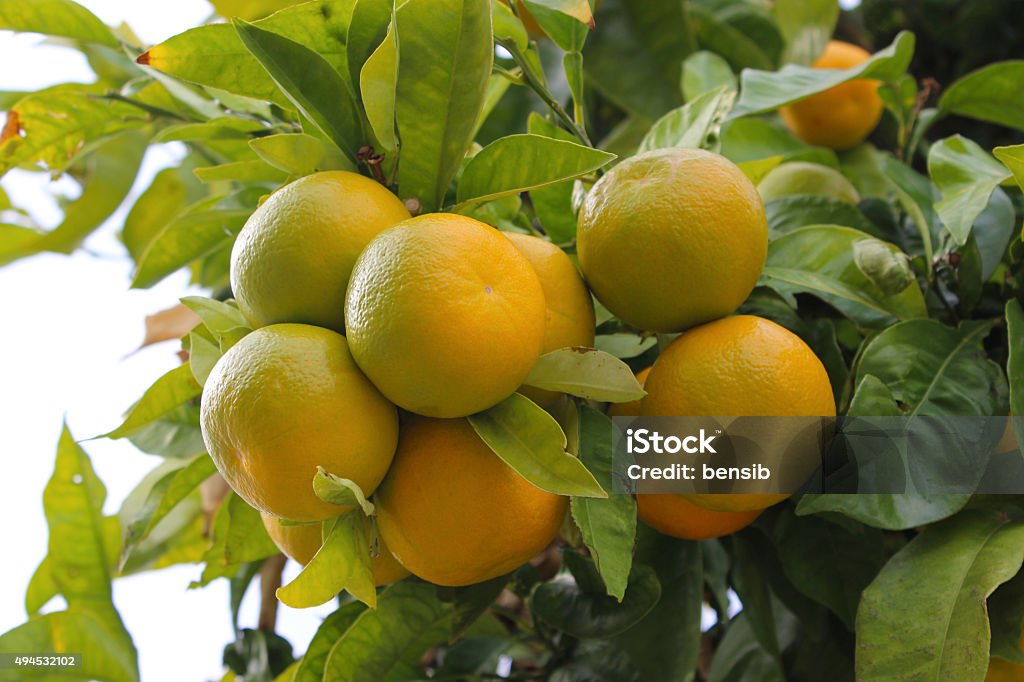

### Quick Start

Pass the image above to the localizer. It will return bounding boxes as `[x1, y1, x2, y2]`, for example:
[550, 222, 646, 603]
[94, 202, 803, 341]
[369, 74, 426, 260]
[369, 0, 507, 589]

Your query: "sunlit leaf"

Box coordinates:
[104, 365, 201, 440]
[359, 16, 399, 153]
[524, 348, 644, 403]
[939, 61, 1024, 132]
[638, 86, 735, 153]
[681, 51, 736, 102]
[313, 468, 375, 516]
[0, 0, 118, 47]
[250, 133, 355, 174]
[277, 512, 377, 608]
[928, 135, 1011, 246]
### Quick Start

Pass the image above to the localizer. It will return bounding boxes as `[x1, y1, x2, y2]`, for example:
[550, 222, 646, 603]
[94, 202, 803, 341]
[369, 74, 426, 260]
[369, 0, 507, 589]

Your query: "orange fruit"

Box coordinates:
[606, 367, 650, 418]
[642, 315, 835, 512]
[345, 214, 546, 418]
[636, 494, 761, 540]
[231, 171, 410, 332]
[779, 41, 884, 151]
[577, 148, 767, 333]
[505, 232, 595, 408]
[200, 324, 398, 522]
[260, 513, 408, 585]
[375, 417, 568, 586]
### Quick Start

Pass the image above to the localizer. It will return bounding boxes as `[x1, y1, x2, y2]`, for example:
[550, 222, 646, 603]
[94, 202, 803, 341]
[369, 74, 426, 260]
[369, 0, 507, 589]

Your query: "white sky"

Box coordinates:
[0, 3, 333, 681]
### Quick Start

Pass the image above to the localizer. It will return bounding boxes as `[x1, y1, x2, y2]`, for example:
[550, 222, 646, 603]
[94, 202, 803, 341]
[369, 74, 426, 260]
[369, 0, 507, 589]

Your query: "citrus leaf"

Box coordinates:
[772, 0, 838, 66]
[103, 364, 201, 440]
[448, 575, 509, 642]
[857, 511, 1024, 681]
[687, 4, 777, 73]
[682, 51, 737, 102]
[731, 31, 915, 118]
[234, 19, 361, 162]
[1009, 300, 1024, 417]
[797, 490, 970, 532]
[249, 133, 355, 174]
[394, 0, 493, 211]
[928, 135, 1011, 246]
[223, 494, 279, 564]
[346, 0, 392, 97]
[359, 16, 399, 153]
[525, 114, 579, 245]
[638, 86, 735, 153]
[277, 511, 377, 608]
[180, 297, 251, 340]
[939, 61, 1024, 132]
[491, 0, 527, 52]
[594, 333, 657, 360]
[521, 1, 590, 52]
[570, 407, 636, 600]
[122, 161, 208, 262]
[531, 553, 660, 638]
[766, 195, 878, 236]
[524, 348, 645, 403]
[313, 467, 375, 516]
[762, 225, 927, 328]
[321, 582, 451, 681]
[456, 134, 614, 206]
[468, 393, 606, 498]
[188, 328, 224, 387]
[138, 0, 355, 107]
[194, 159, 288, 184]
[0, 0, 119, 47]
[293, 602, 368, 682]
[994, 144, 1024, 192]
[523, 0, 593, 26]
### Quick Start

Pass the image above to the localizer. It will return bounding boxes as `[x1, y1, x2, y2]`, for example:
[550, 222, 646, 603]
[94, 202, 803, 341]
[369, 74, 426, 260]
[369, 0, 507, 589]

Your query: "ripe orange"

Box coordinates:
[779, 41, 884, 150]
[200, 324, 398, 522]
[231, 171, 410, 332]
[345, 214, 546, 418]
[642, 315, 835, 513]
[636, 494, 761, 540]
[260, 513, 408, 585]
[375, 417, 568, 586]
[505, 232, 595, 408]
[577, 148, 767, 333]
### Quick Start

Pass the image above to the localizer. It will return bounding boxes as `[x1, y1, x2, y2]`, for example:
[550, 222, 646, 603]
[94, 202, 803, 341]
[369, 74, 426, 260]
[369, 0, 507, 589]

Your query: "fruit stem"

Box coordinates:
[257, 554, 287, 631]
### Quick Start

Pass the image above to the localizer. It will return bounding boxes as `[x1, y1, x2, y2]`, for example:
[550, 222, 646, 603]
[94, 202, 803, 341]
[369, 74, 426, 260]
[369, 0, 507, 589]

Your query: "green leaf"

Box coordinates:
[234, 19, 361, 162]
[772, 0, 838, 65]
[468, 393, 606, 498]
[312, 467, 375, 516]
[321, 582, 451, 681]
[638, 86, 735, 153]
[593, 333, 657, 359]
[1009, 300, 1024, 418]
[360, 18, 399, 153]
[763, 225, 926, 328]
[458, 133, 614, 204]
[525, 114, 579, 245]
[276, 512, 377, 608]
[570, 407, 636, 600]
[524, 348, 645, 403]
[127, 402, 206, 458]
[0, 0, 118, 47]
[928, 135, 1011, 246]
[687, 4, 778, 72]
[857, 511, 1024, 681]
[250, 133, 355, 175]
[180, 296, 251, 341]
[448, 575, 509, 642]
[855, 319, 1008, 417]
[223, 494, 279, 564]
[737, 156, 783, 184]
[521, 1, 590, 52]
[766, 195, 879, 236]
[188, 328, 223, 387]
[705, 612, 782, 682]
[523, 0, 593, 26]
[881, 154, 936, 265]
[293, 602, 367, 682]
[194, 159, 288, 184]
[347, 0, 392, 97]
[103, 365, 201, 440]
[394, 0, 493, 211]
[139, 1, 355, 108]
[939, 61, 1024, 132]
[122, 161, 208, 262]
[994, 144, 1024, 192]
[531, 553, 660, 638]
[681, 51, 737, 102]
[797, 488, 970, 532]
[720, 117, 838, 166]
[0, 130, 148, 267]
[731, 31, 915, 118]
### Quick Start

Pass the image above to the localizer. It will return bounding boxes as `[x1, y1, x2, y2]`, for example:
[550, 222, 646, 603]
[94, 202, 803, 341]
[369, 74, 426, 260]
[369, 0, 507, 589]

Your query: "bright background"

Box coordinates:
[0, 1, 861, 680]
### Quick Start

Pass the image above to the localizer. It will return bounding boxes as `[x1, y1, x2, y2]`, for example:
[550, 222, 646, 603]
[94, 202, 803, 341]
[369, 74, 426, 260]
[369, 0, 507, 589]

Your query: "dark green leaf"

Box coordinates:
[1008, 300, 1024, 418]
[449, 575, 509, 642]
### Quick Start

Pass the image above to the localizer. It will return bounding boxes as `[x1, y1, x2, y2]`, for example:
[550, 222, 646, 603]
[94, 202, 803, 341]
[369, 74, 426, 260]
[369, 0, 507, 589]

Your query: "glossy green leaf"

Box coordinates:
[687, 4, 777, 72]
[638, 86, 735, 153]
[593, 333, 657, 359]
[180, 297, 251, 340]
[570, 407, 636, 600]
[525, 114, 579, 245]
[235, 19, 361, 161]
[394, 0, 492, 210]
[994, 144, 1024, 192]
[122, 161, 207, 262]
[360, 17, 398, 153]
[928, 135, 1011, 246]
[0, 0, 118, 47]
[737, 156, 783, 184]
[188, 328, 223, 387]
[521, 1, 590, 52]
[250, 133, 355, 175]
[346, 0, 392, 97]
[223, 494, 279, 564]
[468, 393, 606, 498]
[321, 581, 451, 681]
[524, 0, 593, 25]
[772, 0, 838, 65]
[720, 117, 838, 166]
[881, 154, 936, 264]
[763, 225, 926, 328]
[293, 602, 367, 682]
[681, 51, 736, 102]
[140, 0, 355, 107]
[797, 488, 970, 532]
[1009, 301, 1024, 418]
[766, 195, 879, 236]
[524, 348, 645, 403]
[939, 61, 1024, 132]
[857, 512, 1024, 681]
[277, 512, 377, 608]
[103, 365, 201, 440]
[731, 31, 915, 118]
[531, 553, 660, 638]
[194, 159, 288, 184]
[456, 134, 612, 206]
[313, 467, 375, 516]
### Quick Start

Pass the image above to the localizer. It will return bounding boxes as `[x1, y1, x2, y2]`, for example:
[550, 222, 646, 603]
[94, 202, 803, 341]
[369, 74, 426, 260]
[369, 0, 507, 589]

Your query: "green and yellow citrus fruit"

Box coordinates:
[376, 417, 568, 586]
[577, 148, 767, 333]
[642, 315, 835, 513]
[780, 41, 884, 151]
[345, 214, 546, 418]
[636, 494, 762, 540]
[260, 513, 409, 585]
[757, 161, 861, 205]
[200, 324, 398, 522]
[506, 232, 595, 408]
[231, 171, 410, 332]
